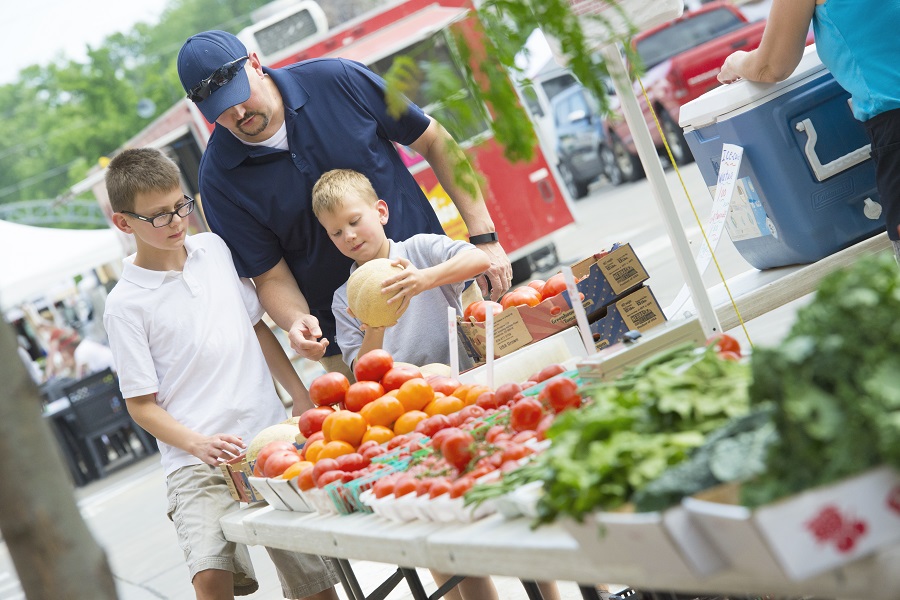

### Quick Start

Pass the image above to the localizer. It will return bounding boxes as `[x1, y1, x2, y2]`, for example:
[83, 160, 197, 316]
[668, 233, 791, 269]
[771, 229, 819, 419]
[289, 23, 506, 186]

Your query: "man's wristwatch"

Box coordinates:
[469, 232, 499, 245]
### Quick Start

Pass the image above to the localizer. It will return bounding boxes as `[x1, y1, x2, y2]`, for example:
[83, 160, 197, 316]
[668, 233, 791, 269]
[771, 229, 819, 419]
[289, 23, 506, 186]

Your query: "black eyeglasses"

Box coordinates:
[186, 56, 249, 102]
[122, 196, 195, 228]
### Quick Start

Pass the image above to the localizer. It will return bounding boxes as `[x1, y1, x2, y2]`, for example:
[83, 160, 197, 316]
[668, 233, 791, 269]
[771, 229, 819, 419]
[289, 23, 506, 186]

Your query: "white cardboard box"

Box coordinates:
[560, 506, 726, 579]
[683, 466, 900, 580]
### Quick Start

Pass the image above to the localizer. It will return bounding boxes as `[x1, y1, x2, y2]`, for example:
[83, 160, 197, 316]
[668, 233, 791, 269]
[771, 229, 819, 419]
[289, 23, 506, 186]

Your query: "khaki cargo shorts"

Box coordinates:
[166, 463, 339, 597]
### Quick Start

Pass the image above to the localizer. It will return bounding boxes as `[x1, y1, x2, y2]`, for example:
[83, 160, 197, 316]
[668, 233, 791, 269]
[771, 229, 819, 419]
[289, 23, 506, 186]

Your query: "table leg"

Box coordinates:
[398, 567, 430, 600]
[332, 557, 365, 600]
[578, 583, 603, 600]
[521, 580, 546, 600]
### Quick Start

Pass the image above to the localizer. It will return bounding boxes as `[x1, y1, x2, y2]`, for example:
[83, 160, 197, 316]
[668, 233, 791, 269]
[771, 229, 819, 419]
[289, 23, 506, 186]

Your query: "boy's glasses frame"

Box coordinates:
[122, 196, 195, 228]
[186, 56, 249, 102]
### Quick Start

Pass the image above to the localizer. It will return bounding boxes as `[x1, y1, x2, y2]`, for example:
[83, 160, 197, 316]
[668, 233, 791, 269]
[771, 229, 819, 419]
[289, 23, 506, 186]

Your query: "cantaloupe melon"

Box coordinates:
[347, 258, 408, 327]
[246, 419, 305, 462]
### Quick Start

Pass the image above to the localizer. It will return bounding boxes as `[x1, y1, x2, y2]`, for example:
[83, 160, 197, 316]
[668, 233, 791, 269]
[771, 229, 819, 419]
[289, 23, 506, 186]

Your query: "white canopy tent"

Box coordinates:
[0, 219, 125, 311]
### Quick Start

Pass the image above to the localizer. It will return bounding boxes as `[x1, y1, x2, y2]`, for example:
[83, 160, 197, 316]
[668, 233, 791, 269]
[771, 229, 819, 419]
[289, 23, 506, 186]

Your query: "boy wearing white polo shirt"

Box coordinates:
[103, 148, 339, 600]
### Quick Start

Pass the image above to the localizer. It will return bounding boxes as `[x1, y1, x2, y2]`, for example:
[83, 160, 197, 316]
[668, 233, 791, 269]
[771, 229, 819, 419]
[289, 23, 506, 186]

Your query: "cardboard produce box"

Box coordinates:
[683, 466, 900, 580]
[589, 286, 667, 350]
[459, 244, 649, 362]
[219, 454, 265, 504]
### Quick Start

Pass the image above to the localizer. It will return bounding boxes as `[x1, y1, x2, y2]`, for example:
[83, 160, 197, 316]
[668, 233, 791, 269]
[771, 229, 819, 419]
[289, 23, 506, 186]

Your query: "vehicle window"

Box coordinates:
[554, 95, 572, 127]
[368, 32, 490, 143]
[635, 8, 745, 69]
[520, 86, 544, 118]
[541, 73, 578, 103]
[571, 91, 589, 115]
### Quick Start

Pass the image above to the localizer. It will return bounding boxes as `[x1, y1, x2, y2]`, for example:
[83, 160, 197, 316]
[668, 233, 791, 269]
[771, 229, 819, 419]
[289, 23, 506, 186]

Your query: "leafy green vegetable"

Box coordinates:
[745, 251, 900, 506]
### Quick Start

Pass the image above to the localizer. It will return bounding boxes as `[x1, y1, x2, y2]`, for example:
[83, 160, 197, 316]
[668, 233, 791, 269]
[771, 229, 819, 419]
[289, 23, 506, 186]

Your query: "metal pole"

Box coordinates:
[599, 44, 722, 336]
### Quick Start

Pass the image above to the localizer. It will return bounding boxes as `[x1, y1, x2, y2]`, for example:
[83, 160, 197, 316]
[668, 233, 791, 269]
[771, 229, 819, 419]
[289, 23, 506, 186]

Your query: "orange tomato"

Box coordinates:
[424, 395, 465, 416]
[500, 286, 542, 310]
[451, 384, 474, 401]
[360, 396, 405, 428]
[317, 440, 356, 460]
[321, 411, 340, 442]
[464, 385, 491, 406]
[396, 378, 434, 412]
[328, 410, 368, 447]
[281, 460, 314, 480]
[361, 425, 395, 445]
[303, 439, 326, 463]
[393, 410, 429, 435]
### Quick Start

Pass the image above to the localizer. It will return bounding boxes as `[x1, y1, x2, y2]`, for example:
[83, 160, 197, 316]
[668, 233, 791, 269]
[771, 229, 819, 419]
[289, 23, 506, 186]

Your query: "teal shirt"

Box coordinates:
[813, 0, 900, 121]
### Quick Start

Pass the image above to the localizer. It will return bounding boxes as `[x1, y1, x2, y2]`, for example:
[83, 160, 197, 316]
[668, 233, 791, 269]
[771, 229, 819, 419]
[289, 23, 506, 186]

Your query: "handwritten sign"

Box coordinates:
[665, 144, 743, 319]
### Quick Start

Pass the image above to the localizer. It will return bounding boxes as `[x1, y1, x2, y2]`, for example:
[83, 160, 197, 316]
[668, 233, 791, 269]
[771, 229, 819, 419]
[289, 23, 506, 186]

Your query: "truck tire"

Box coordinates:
[660, 111, 693, 166]
[600, 143, 623, 186]
[558, 161, 589, 199]
[610, 134, 643, 183]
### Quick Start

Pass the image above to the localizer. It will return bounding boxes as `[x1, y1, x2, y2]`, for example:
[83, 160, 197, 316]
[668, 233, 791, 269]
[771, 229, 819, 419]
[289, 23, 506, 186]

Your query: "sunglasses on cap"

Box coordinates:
[186, 56, 249, 103]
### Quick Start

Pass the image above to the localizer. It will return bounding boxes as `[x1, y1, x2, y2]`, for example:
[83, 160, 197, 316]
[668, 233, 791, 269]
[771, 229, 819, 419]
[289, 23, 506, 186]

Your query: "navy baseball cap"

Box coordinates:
[177, 30, 251, 123]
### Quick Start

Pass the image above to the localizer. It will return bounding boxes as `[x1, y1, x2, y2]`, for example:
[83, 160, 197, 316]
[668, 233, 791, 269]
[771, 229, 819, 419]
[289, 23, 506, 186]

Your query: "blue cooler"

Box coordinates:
[678, 45, 883, 270]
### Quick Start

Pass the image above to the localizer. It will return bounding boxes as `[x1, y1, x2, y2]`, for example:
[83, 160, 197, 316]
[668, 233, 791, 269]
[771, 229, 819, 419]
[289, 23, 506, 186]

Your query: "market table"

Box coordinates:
[221, 503, 900, 600]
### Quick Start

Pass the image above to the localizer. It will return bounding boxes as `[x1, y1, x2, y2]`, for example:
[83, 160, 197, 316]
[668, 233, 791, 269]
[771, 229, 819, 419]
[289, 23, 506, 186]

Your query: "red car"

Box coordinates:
[604, 1, 768, 183]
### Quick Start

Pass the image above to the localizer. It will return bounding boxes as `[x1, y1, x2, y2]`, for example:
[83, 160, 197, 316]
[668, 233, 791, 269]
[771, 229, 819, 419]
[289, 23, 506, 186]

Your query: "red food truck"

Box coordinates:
[84, 0, 577, 282]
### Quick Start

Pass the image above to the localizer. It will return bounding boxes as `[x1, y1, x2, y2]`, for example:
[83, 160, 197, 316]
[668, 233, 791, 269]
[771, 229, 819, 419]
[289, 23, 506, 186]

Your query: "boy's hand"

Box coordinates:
[289, 314, 329, 361]
[382, 258, 431, 315]
[191, 433, 246, 465]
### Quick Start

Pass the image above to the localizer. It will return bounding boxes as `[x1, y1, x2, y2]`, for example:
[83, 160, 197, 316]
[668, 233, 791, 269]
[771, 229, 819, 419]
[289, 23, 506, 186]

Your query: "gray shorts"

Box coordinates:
[166, 464, 339, 597]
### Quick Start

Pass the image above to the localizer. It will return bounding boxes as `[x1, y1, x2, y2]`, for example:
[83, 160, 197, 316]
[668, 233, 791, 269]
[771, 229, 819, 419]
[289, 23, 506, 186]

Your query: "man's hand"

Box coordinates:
[190, 433, 245, 465]
[475, 242, 512, 301]
[289, 314, 329, 360]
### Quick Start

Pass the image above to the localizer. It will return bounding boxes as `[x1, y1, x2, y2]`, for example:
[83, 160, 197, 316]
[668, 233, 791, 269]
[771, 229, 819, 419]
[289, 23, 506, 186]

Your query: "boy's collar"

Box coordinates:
[122, 235, 205, 289]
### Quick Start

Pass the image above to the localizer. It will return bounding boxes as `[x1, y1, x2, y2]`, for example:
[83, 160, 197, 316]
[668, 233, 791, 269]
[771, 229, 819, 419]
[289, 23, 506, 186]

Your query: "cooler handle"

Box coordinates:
[795, 118, 871, 182]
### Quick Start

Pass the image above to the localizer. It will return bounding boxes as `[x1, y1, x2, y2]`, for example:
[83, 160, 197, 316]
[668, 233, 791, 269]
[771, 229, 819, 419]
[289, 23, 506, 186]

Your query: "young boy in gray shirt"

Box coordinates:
[312, 169, 489, 371]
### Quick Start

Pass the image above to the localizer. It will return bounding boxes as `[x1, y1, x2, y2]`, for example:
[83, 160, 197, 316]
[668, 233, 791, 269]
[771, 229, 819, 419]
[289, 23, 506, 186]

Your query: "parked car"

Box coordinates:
[604, 1, 770, 177]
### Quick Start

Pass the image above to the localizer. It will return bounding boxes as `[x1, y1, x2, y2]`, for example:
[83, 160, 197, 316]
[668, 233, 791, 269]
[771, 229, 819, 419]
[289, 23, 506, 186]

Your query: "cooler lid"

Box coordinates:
[679, 44, 826, 129]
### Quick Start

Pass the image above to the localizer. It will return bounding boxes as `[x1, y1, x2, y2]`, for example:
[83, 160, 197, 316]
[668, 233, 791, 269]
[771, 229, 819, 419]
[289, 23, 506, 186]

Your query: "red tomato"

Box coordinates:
[344, 381, 385, 412]
[361, 445, 387, 460]
[356, 440, 380, 454]
[532, 363, 566, 383]
[540, 273, 568, 301]
[254, 440, 297, 475]
[475, 391, 499, 410]
[458, 405, 486, 422]
[393, 475, 419, 497]
[315, 470, 345, 489]
[485, 425, 507, 444]
[538, 377, 582, 414]
[448, 476, 475, 499]
[415, 477, 435, 496]
[373, 474, 398, 498]
[500, 286, 542, 311]
[536, 413, 555, 441]
[296, 466, 316, 491]
[707, 333, 742, 357]
[309, 372, 350, 406]
[494, 382, 523, 407]
[527, 279, 546, 295]
[335, 452, 369, 472]
[441, 430, 475, 472]
[469, 301, 503, 323]
[719, 350, 741, 361]
[381, 366, 422, 392]
[510, 431, 538, 445]
[415, 414, 452, 437]
[297, 406, 335, 439]
[510, 397, 544, 433]
[386, 433, 410, 450]
[463, 300, 484, 321]
[428, 478, 453, 498]
[311, 458, 340, 483]
[354, 349, 394, 382]
[429, 426, 462, 450]
[427, 376, 462, 396]
[263, 450, 301, 478]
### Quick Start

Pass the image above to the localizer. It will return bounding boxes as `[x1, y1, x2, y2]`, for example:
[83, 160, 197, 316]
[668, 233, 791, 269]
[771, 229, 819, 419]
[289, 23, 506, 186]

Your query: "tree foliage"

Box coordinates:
[0, 0, 278, 208]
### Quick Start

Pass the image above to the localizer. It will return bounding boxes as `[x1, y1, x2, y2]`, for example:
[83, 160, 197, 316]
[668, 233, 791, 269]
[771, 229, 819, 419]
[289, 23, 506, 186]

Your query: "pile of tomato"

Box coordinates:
[252, 348, 587, 513]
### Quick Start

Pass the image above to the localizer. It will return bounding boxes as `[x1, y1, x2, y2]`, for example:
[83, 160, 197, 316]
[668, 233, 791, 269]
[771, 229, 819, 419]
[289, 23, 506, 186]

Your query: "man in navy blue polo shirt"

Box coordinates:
[177, 30, 511, 377]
